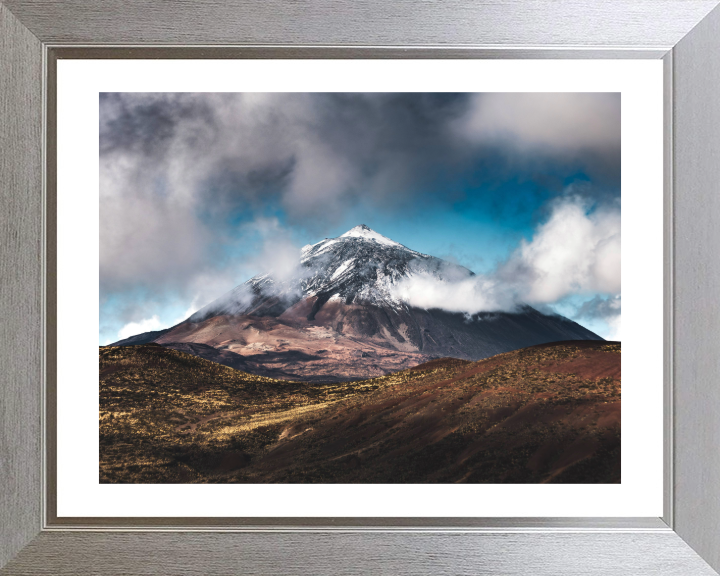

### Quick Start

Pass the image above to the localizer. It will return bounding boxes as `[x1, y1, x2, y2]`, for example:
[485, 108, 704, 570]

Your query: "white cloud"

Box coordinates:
[117, 315, 162, 340]
[244, 218, 305, 283]
[391, 271, 515, 315]
[501, 196, 621, 303]
[391, 196, 620, 315]
[171, 298, 201, 325]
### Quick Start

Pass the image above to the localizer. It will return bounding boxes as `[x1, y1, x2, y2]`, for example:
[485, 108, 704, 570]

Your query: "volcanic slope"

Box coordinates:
[116, 225, 602, 381]
[100, 340, 620, 484]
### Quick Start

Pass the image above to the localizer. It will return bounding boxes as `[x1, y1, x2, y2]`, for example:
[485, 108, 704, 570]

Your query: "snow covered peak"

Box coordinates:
[339, 225, 402, 247]
[191, 223, 474, 322]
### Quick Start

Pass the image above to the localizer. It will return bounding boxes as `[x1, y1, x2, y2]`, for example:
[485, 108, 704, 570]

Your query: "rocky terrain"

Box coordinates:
[100, 340, 620, 484]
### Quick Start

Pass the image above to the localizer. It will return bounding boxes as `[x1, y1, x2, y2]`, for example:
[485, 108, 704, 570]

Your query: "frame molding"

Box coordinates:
[0, 2, 43, 570]
[2, 1, 720, 574]
[1, 0, 718, 46]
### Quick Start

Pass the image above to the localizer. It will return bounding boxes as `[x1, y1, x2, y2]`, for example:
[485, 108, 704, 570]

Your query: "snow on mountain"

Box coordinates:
[190, 224, 472, 322]
[339, 224, 404, 247]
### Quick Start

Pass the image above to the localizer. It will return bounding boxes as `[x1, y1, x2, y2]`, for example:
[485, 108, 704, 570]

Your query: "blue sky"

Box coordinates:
[99, 93, 621, 344]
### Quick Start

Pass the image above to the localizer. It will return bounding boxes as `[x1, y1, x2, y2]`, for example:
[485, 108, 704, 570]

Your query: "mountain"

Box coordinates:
[100, 340, 620, 483]
[113, 225, 602, 380]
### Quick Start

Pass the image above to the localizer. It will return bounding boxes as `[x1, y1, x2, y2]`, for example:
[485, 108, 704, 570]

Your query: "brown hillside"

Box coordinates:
[100, 341, 620, 484]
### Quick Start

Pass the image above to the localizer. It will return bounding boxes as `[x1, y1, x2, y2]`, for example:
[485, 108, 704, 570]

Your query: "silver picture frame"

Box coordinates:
[2, 1, 720, 573]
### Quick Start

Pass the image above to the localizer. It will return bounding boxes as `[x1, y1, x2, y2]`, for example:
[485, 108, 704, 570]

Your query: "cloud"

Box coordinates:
[391, 196, 620, 314]
[390, 257, 516, 314]
[575, 294, 622, 341]
[100, 94, 620, 298]
[185, 217, 327, 322]
[392, 272, 516, 315]
[117, 315, 162, 340]
[457, 93, 619, 151]
[243, 218, 307, 283]
[455, 93, 621, 185]
[99, 95, 394, 298]
[499, 196, 620, 302]
[576, 293, 621, 320]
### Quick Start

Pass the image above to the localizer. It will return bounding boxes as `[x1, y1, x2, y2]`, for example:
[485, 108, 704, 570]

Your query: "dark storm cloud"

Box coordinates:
[100, 92, 620, 302]
[456, 93, 621, 188]
[100, 92, 216, 158]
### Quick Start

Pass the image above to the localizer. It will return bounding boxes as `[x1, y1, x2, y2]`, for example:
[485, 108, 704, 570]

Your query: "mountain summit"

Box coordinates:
[189, 224, 471, 323]
[116, 225, 602, 381]
[338, 224, 404, 246]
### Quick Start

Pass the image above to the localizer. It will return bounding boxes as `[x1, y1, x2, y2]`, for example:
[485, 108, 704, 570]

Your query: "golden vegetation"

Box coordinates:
[100, 342, 620, 484]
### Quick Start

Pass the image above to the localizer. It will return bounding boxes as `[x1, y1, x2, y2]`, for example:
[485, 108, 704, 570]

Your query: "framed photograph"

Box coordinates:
[72, 63, 647, 516]
[2, 1, 720, 574]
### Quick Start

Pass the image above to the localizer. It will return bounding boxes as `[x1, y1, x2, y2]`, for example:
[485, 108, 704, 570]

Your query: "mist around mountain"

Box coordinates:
[111, 225, 601, 381]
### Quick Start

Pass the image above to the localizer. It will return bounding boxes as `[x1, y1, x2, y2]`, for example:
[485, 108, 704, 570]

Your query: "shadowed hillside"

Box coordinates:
[100, 340, 620, 483]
